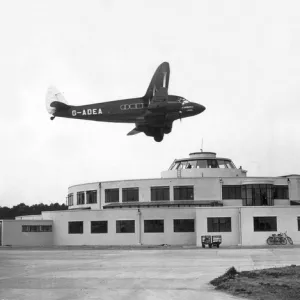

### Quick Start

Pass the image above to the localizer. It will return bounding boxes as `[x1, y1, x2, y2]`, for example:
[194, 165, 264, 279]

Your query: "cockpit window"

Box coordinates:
[177, 97, 189, 104]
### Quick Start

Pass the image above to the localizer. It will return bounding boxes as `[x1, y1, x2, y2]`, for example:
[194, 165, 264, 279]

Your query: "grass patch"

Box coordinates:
[210, 265, 300, 300]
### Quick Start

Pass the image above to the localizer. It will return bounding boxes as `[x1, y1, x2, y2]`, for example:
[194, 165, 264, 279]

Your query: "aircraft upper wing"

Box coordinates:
[144, 62, 170, 99]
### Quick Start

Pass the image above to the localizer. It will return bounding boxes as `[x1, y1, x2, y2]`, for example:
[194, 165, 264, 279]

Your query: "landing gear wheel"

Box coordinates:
[154, 135, 164, 142]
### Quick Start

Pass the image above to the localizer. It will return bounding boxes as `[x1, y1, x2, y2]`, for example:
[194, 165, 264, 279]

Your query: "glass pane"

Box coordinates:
[197, 160, 207, 168]
[218, 160, 227, 168]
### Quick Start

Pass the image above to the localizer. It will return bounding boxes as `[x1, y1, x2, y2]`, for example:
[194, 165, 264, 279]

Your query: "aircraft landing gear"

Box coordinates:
[50, 116, 55, 120]
[154, 128, 164, 142]
[154, 134, 164, 142]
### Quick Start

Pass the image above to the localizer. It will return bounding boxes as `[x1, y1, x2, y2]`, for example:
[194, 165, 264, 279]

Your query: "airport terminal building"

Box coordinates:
[1, 151, 300, 247]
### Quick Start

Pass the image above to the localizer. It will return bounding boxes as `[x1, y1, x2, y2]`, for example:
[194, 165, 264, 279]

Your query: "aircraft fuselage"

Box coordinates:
[55, 95, 202, 124]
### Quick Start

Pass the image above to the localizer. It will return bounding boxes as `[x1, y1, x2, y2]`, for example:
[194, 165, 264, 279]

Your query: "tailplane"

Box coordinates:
[46, 86, 69, 115]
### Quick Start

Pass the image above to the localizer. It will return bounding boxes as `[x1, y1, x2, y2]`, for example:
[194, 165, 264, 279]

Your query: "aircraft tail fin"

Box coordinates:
[46, 86, 69, 115]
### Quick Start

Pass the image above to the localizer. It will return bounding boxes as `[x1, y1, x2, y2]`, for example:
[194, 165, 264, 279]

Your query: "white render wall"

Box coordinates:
[1, 220, 53, 246]
[240, 207, 300, 246]
[195, 207, 240, 247]
[42, 208, 196, 246]
[68, 176, 295, 210]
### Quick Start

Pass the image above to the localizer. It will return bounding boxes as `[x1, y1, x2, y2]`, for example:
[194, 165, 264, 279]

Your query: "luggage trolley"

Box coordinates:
[201, 235, 222, 248]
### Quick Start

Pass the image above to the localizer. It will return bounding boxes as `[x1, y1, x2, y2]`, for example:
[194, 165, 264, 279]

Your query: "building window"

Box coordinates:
[173, 219, 195, 232]
[91, 221, 107, 233]
[68, 221, 83, 234]
[144, 220, 164, 233]
[122, 188, 139, 202]
[67, 193, 74, 206]
[222, 186, 241, 199]
[151, 187, 170, 201]
[241, 184, 274, 206]
[116, 220, 135, 233]
[174, 186, 194, 200]
[22, 225, 52, 232]
[253, 217, 277, 232]
[207, 217, 231, 232]
[86, 190, 97, 204]
[273, 185, 289, 199]
[77, 192, 85, 205]
[105, 189, 119, 203]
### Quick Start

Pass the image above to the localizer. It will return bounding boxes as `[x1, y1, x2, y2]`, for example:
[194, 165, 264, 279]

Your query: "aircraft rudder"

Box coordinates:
[46, 86, 68, 115]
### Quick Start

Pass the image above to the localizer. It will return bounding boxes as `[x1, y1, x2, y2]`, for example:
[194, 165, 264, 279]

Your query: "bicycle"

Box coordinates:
[279, 231, 293, 245]
[266, 233, 287, 245]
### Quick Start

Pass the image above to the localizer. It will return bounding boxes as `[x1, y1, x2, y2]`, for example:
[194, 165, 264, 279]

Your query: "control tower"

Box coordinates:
[161, 151, 247, 178]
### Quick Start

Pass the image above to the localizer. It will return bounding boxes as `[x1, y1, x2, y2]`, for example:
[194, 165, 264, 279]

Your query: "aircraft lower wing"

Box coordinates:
[127, 128, 142, 136]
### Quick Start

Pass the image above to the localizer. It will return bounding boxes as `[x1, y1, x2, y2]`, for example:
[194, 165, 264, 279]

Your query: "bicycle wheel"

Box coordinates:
[281, 237, 287, 245]
[267, 237, 274, 245]
[287, 237, 293, 245]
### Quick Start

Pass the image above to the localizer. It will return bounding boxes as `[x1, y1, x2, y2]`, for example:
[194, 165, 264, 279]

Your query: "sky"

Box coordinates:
[1, 0, 300, 207]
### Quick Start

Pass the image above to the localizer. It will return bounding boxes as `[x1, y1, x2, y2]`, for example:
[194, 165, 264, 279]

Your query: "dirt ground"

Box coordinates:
[210, 265, 300, 300]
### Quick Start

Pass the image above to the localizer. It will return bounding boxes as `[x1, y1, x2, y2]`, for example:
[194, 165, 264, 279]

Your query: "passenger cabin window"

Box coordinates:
[116, 220, 135, 233]
[77, 192, 85, 205]
[174, 186, 194, 200]
[151, 186, 170, 201]
[86, 190, 97, 204]
[207, 217, 231, 232]
[254, 217, 277, 232]
[105, 189, 119, 203]
[122, 188, 139, 202]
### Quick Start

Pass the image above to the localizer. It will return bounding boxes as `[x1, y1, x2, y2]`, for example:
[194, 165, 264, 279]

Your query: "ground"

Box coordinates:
[210, 265, 300, 300]
[0, 246, 299, 300]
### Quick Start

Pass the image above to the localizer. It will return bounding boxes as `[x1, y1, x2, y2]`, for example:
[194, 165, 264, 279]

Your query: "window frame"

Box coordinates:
[173, 219, 195, 232]
[116, 220, 135, 233]
[105, 188, 119, 203]
[173, 186, 194, 201]
[207, 217, 232, 232]
[253, 216, 277, 232]
[150, 186, 170, 201]
[77, 192, 85, 205]
[273, 185, 289, 199]
[68, 221, 84, 234]
[67, 193, 74, 206]
[122, 188, 139, 202]
[144, 220, 164, 233]
[222, 185, 242, 200]
[86, 190, 97, 204]
[91, 221, 108, 234]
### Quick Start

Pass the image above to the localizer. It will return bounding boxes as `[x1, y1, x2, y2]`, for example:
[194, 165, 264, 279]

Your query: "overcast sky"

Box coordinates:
[1, 0, 300, 207]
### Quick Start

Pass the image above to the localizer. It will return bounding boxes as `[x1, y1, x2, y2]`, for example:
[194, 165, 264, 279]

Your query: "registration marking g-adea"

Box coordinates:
[72, 108, 103, 116]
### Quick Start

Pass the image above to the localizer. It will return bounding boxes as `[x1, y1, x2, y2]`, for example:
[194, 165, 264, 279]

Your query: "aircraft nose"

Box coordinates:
[194, 103, 206, 114]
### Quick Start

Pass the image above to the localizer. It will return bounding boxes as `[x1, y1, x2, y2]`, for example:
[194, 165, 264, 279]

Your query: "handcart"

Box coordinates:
[201, 235, 222, 248]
